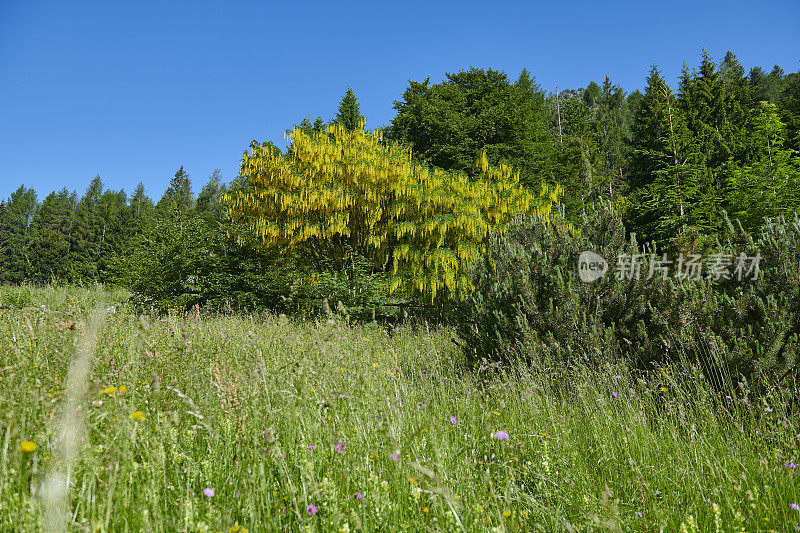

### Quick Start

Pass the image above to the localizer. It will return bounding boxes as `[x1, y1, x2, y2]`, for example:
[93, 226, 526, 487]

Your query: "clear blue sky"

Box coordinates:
[1, 0, 798, 201]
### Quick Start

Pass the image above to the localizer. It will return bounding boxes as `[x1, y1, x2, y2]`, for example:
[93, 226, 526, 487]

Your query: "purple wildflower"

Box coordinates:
[306, 445, 315, 450]
[786, 462, 798, 469]
[791, 503, 800, 511]
[450, 416, 457, 424]
[203, 488, 215, 498]
[418, 403, 426, 408]
[390, 453, 400, 461]
[611, 392, 618, 399]
[765, 407, 773, 413]
[493, 431, 510, 440]
[355, 492, 363, 500]
[307, 504, 318, 515]
[726, 395, 732, 400]
[637, 511, 642, 518]
[335, 443, 346, 454]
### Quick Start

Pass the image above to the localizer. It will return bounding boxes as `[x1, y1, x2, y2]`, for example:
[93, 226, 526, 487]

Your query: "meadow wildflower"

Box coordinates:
[493, 431, 510, 440]
[335, 443, 346, 453]
[791, 503, 800, 511]
[611, 392, 618, 399]
[450, 416, 457, 424]
[307, 504, 318, 515]
[101, 386, 117, 395]
[203, 488, 215, 497]
[19, 441, 37, 453]
[306, 445, 315, 450]
[130, 411, 146, 421]
[785, 461, 797, 469]
[390, 453, 400, 461]
[355, 492, 363, 500]
[118, 385, 127, 393]
[418, 403, 426, 408]
[765, 407, 773, 413]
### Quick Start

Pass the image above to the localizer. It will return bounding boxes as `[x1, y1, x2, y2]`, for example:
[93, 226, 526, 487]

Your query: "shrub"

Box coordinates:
[453, 203, 800, 397]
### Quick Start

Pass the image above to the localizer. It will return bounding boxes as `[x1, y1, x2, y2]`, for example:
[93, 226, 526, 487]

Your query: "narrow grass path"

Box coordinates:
[41, 307, 106, 532]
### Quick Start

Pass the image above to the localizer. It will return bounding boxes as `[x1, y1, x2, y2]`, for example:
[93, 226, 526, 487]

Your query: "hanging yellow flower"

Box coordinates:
[224, 121, 562, 302]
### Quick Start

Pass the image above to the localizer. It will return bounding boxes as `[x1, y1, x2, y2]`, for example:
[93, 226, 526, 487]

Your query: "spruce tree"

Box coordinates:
[26, 189, 76, 283]
[334, 87, 365, 131]
[158, 166, 194, 212]
[0, 186, 38, 283]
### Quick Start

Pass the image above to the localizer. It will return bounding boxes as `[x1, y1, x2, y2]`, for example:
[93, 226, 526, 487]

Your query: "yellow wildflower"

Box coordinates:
[19, 441, 37, 453]
[118, 385, 127, 393]
[130, 411, 146, 422]
[101, 386, 117, 395]
[503, 510, 511, 517]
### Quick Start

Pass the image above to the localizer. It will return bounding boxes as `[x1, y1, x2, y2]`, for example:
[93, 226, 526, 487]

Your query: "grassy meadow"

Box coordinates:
[0, 285, 798, 532]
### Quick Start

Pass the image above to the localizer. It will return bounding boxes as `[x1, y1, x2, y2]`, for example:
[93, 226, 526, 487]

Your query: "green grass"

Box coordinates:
[0, 285, 798, 531]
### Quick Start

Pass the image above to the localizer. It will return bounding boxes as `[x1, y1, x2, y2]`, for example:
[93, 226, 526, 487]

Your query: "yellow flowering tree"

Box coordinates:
[224, 122, 562, 302]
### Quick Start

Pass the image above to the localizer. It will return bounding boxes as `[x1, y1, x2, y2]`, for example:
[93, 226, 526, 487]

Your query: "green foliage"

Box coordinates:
[388, 68, 557, 189]
[0, 186, 37, 284]
[333, 87, 365, 132]
[157, 166, 194, 212]
[454, 201, 800, 395]
[452, 202, 665, 367]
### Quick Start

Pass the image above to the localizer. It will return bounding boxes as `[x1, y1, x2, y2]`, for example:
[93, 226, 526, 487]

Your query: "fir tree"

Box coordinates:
[158, 166, 194, 212]
[0, 186, 38, 283]
[334, 87, 365, 132]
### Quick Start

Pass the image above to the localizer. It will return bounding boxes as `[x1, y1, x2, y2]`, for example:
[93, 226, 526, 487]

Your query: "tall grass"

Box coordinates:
[0, 286, 798, 531]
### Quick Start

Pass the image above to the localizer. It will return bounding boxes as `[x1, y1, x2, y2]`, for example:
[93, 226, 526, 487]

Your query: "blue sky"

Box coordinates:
[1, 0, 798, 201]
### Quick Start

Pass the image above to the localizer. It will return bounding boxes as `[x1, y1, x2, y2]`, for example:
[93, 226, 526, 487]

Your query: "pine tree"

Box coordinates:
[334, 87, 364, 132]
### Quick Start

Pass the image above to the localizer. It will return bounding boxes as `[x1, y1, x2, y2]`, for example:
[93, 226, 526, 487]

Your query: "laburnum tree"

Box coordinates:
[224, 121, 562, 302]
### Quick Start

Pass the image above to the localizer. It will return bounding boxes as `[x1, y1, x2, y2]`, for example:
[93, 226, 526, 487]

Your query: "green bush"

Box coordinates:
[453, 203, 800, 396]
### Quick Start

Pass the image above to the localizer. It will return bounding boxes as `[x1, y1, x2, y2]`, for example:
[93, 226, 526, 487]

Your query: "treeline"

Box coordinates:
[0, 167, 225, 286]
[1, 50, 798, 305]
